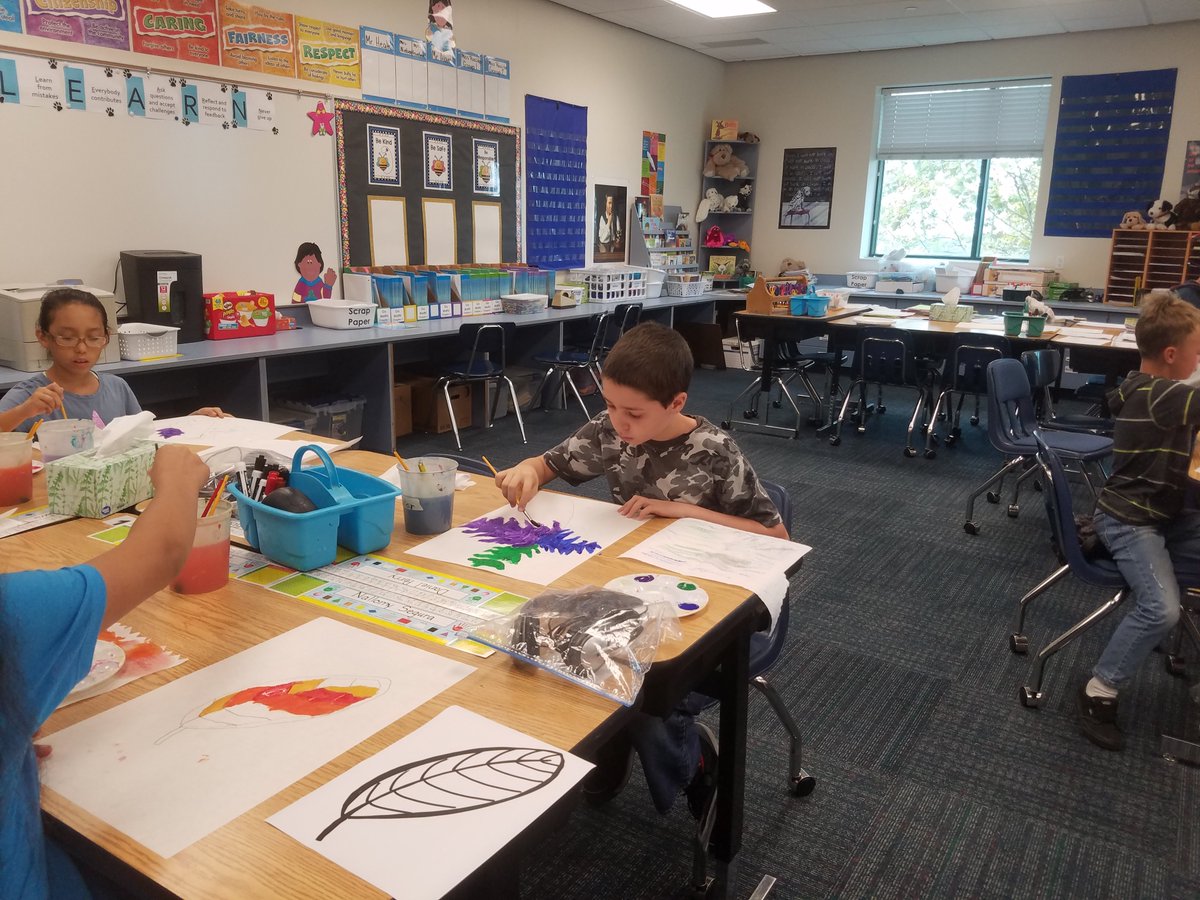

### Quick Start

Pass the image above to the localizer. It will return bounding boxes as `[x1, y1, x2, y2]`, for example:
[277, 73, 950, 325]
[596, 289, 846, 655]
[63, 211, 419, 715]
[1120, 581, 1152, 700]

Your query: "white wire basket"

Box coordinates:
[117, 323, 180, 360]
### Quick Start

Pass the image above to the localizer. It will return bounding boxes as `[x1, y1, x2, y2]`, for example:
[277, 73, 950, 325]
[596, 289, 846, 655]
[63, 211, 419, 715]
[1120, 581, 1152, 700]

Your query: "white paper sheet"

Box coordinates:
[1053, 335, 1114, 347]
[267, 706, 591, 900]
[621, 519, 811, 627]
[407, 492, 645, 585]
[369, 196, 408, 265]
[42, 618, 473, 858]
[151, 416, 295, 447]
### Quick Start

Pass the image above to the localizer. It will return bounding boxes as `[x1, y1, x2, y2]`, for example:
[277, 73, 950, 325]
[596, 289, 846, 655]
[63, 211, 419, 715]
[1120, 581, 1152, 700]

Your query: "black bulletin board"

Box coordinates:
[335, 100, 521, 266]
[778, 147, 836, 230]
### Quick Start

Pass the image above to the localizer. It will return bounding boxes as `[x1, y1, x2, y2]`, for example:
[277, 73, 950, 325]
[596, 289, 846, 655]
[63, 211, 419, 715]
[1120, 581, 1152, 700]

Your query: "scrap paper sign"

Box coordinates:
[23, 0, 131, 50]
[42, 617, 474, 858]
[407, 492, 645, 586]
[268, 706, 592, 900]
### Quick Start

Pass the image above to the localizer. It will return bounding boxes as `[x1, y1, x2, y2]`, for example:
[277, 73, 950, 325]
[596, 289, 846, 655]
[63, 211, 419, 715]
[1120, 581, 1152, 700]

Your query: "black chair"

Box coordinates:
[963, 359, 1111, 535]
[1017, 433, 1200, 706]
[533, 311, 610, 420]
[1020, 348, 1114, 435]
[435, 323, 528, 451]
[830, 327, 938, 457]
[924, 334, 1010, 458]
[722, 316, 822, 438]
[596, 301, 643, 362]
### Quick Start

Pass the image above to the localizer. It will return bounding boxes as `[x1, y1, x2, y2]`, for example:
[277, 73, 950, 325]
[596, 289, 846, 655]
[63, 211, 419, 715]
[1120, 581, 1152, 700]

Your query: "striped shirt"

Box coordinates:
[1096, 371, 1200, 525]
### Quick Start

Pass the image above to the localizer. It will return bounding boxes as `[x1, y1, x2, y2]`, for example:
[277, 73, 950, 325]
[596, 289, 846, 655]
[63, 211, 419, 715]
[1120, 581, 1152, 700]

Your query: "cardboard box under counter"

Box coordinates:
[46, 443, 155, 518]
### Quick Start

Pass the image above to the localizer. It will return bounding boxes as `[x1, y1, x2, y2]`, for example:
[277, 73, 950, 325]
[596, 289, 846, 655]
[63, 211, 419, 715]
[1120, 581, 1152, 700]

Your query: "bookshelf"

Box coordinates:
[698, 139, 758, 287]
[628, 204, 698, 274]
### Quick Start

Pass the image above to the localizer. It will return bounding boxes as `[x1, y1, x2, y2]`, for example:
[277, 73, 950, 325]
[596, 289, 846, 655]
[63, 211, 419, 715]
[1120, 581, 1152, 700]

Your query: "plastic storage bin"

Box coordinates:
[500, 293, 548, 314]
[665, 274, 707, 297]
[117, 323, 180, 360]
[571, 265, 647, 302]
[308, 302, 376, 329]
[278, 395, 366, 440]
[230, 445, 400, 571]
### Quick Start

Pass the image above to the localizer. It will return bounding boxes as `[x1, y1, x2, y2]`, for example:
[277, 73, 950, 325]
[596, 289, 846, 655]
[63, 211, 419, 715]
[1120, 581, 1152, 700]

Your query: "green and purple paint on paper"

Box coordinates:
[462, 516, 600, 571]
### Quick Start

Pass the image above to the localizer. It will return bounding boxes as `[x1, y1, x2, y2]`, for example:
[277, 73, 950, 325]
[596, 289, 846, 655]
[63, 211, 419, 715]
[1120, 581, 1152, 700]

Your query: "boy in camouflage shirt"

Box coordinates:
[496, 322, 787, 817]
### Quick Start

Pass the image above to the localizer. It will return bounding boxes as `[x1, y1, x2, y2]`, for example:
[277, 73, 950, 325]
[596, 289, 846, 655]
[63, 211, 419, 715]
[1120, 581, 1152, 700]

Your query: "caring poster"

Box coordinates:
[131, 0, 219, 65]
[23, 0, 131, 50]
[295, 15, 360, 89]
[218, 0, 295, 79]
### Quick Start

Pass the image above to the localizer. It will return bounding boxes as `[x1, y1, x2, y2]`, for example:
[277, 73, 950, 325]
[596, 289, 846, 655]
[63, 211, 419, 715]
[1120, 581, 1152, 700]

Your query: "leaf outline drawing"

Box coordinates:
[316, 746, 565, 840]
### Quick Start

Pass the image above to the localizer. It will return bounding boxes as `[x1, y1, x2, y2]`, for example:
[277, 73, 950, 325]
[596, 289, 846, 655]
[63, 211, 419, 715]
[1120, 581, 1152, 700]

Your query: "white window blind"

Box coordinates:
[877, 79, 1051, 160]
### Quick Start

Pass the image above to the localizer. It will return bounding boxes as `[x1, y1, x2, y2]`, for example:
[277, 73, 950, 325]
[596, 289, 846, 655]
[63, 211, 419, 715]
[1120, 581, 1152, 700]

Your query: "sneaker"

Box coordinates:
[684, 723, 719, 820]
[1078, 684, 1124, 751]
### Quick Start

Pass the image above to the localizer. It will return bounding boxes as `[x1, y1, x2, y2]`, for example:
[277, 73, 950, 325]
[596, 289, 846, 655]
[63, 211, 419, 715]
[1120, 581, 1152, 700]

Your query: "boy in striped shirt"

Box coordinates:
[1081, 291, 1200, 750]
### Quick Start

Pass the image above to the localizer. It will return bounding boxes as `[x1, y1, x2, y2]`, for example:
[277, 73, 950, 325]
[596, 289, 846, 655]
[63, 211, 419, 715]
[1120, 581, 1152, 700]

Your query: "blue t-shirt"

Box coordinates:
[1, 565, 106, 900]
[0, 373, 140, 432]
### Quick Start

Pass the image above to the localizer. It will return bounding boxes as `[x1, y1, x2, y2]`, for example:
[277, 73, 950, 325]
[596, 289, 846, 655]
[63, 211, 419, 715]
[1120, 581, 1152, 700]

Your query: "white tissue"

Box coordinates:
[92, 411, 156, 459]
[942, 286, 960, 309]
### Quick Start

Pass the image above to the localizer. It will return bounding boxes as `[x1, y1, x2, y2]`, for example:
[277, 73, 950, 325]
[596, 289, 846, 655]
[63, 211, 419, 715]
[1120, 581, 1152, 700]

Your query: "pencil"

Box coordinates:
[481, 455, 499, 476]
[201, 474, 229, 518]
[26, 419, 43, 441]
[392, 451, 410, 472]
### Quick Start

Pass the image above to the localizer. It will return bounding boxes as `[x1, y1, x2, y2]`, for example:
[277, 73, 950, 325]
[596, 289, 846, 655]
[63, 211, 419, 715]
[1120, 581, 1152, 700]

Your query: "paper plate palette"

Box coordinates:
[31, 460, 43, 474]
[69, 639, 125, 695]
[605, 573, 709, 617]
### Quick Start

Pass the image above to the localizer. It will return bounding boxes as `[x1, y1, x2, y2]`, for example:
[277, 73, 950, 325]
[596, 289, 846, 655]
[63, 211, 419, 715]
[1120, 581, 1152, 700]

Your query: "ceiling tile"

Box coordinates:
[1143, 0, 1200, 24]
[842, 32, 927, 49]
[1052, 0, 1149, 24]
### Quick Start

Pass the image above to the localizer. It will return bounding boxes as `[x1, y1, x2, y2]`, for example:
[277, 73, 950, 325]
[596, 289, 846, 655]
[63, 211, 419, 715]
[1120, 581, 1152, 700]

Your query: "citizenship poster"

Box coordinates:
[131, 0, 220, 65]
[296, 16, 360, 88]
[0, 1, 21, 34]
[218, 0, 295, 79]
[23, 0, 131, 50]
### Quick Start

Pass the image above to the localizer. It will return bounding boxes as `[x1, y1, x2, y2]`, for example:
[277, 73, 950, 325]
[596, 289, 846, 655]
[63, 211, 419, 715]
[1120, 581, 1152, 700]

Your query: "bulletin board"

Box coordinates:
[335, 99, 521, 266]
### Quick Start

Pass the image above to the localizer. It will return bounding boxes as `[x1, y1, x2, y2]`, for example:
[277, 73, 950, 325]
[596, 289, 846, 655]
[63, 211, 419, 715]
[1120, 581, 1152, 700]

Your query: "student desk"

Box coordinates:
[0, 295, 720, 456]
[19, 448, 788, 899]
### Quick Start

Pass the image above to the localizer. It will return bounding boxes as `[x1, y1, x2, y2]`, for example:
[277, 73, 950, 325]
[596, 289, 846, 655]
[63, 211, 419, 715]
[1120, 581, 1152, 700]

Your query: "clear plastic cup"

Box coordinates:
[172, 500, 232, 593]
[38, 419, 95, 463]
[0, 433, 33, 507]
[400, 457, 458, 535]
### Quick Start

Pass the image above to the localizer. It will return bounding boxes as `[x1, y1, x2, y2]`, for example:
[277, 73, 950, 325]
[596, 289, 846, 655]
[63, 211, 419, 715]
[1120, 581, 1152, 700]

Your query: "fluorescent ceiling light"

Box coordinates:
[665, 0, 776, 18]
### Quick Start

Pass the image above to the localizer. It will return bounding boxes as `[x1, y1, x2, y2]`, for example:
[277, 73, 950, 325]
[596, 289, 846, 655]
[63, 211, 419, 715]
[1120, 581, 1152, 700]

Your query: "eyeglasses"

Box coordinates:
[48, 333, 110, 349]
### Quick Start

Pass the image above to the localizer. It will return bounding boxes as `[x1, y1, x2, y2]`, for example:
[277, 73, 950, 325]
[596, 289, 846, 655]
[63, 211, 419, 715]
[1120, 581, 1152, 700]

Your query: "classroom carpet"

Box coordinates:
[395, 367, 1200, 900]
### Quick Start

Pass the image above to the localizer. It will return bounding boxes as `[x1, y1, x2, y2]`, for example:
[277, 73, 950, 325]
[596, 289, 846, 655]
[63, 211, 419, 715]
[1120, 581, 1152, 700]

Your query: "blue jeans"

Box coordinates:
[1093, 509, 1200, 690]
[627, 694, 706, 814]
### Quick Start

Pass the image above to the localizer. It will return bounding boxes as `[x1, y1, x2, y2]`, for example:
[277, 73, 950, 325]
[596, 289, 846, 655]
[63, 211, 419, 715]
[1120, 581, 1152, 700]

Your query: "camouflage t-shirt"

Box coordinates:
[543, 412, 782, 529]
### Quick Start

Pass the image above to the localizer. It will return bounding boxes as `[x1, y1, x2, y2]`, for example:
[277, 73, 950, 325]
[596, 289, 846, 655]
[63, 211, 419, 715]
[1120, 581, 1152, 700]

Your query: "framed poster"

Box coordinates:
[594, 184, 627, 263]
[368, 125, 400, 187]
[1181, 139, 1200, 202]
[778, 147, 836, 229]
[423, 131, 452, 191]
[473, 138, 500, 195]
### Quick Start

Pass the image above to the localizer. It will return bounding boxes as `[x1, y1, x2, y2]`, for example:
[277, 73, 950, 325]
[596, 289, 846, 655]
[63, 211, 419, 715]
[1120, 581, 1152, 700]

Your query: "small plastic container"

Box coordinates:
[37, 419, 95, 463]
[806, 295, 830, 317]
[173, 499, 232, 594]
[399, 457, 458, 535]
[789, 295, 807, 316]
[117, 323, 180, 360]
[308, 302, 377, 329]
[230, 445, 400, 571]
[500, 293, 548, 315]
[0, 433, 33, 507]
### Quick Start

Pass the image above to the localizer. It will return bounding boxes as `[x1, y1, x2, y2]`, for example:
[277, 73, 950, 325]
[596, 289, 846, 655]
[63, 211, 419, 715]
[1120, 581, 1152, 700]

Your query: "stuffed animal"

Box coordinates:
[737, 131, 760, 144]
[737, 183, 753, 211]
[1119, 210, 1149, 230]
[695, 187, 724, 223]
[704, 225, 728, 247]
[1147, 198, 1178, 229]
[703, 143, 750, 180]
[1149, 197, 1200, 231]
[722, 193, 740, 212]
[736, 260, 753, 278]
[779, 257, 807, 276]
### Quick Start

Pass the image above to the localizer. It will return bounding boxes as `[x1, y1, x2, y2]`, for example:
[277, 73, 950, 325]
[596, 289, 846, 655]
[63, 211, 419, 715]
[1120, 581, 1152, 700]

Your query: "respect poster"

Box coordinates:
[296, 15, 359, 88]
[23, 0, 131, 49]
[131, 0, 219, 65]
[218, 0, 295, 79]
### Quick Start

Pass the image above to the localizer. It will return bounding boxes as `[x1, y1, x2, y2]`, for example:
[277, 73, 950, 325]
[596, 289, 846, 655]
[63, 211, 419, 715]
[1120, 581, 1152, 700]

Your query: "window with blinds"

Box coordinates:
[870, 78, 1051, 261]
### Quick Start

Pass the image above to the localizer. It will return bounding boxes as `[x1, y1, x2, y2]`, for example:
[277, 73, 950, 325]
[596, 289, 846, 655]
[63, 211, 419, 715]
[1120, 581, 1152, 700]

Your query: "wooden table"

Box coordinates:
[15, 448, 777, 899]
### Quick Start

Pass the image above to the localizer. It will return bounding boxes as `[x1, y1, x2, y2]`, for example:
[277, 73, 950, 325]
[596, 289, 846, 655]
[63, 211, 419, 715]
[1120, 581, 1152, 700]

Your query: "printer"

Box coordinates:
[0, 284, 121, 371]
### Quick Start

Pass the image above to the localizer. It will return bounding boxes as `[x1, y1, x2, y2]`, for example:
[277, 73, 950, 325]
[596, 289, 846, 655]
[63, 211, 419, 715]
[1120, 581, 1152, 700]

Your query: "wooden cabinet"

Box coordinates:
[1105, 229, 1200, 305]
[698, 139, 758, 287]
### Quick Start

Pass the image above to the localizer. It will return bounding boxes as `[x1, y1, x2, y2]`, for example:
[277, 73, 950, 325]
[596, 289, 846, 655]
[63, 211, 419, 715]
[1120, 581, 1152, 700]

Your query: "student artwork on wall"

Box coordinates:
[268, 706, 592, 900]
[594, 183, 627, 263]
[368, 124, 400, 186]
[131, 0, 220, 64]
[337, 100, 520, 266]
[40, 618, 473, 858]
[779, 147, 835, 229]
[423, 131, 453, 190]
[23, 0, 131, 50]
[425, 0, 454, 63]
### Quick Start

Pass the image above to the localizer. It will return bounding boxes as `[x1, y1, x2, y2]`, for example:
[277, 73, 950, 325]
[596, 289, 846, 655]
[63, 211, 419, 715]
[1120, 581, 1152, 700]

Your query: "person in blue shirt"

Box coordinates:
[1, 444, 210, 899]
[0, 289, 226, 432]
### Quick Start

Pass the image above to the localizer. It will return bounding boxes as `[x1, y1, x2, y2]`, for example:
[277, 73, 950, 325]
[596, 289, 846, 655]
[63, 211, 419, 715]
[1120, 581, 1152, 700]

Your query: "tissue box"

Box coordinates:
[46, 443, 155, 518]
[929, 303, 974, 322]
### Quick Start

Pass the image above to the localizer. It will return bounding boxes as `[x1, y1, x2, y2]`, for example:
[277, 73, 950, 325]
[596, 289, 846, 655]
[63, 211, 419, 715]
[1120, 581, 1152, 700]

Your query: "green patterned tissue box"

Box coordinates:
[46, 443, 156, 518]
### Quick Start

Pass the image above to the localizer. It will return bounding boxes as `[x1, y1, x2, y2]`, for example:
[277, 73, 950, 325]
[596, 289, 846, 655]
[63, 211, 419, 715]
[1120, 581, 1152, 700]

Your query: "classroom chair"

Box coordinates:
[1020, 348, 1114, 435]
[829, 327, 938, 457]
[687, 479, 814, 892]
[435, 323, 528, 452]
[1016, 433, 1200, 707]
[533, 311, 610, 420]
[923, 334, 1010, 458]
[598, 302, 644, 359]
[962, 359, 1111, 535]
[721, 316, 822, 438]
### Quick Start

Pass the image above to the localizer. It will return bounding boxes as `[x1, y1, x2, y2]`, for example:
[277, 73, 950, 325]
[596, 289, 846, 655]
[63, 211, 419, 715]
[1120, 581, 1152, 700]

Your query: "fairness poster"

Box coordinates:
[218, 0, 295, 78]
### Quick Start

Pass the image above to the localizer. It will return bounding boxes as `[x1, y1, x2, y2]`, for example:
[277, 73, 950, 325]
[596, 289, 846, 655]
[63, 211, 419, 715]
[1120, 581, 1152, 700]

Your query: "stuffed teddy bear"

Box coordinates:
[1119, 210, 1149, 230]
[722, 193, 740, 212]
[695, 187, 724, 223]
[778, 257, 807, 276]
[737, 184, 753, 212]
[737, 131, 760, 144]
[703, 143, 750, 180]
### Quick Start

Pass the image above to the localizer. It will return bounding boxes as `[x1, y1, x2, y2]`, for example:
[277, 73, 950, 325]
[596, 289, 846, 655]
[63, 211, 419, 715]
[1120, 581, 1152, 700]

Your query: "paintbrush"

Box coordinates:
[481, 455, 542, 528]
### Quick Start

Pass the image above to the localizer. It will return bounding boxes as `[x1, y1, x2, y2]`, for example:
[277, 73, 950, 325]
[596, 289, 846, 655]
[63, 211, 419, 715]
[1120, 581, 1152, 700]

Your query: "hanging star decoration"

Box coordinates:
[307, 100, 334, 136]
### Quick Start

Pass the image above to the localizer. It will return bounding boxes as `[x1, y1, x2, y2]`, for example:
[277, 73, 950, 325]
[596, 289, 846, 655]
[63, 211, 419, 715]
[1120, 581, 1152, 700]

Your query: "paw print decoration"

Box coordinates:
[53, 101, 62, 112]
[105, 107, 114, 117]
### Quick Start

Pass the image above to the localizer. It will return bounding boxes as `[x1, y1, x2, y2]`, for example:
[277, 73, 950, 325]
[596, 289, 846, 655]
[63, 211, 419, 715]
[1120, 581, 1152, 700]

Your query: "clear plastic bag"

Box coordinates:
[468, 585, 681, 706]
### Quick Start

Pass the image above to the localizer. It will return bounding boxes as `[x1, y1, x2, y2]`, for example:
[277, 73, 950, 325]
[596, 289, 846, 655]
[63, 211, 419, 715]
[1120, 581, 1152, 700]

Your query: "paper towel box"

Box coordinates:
[46, 443, 156, 518]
